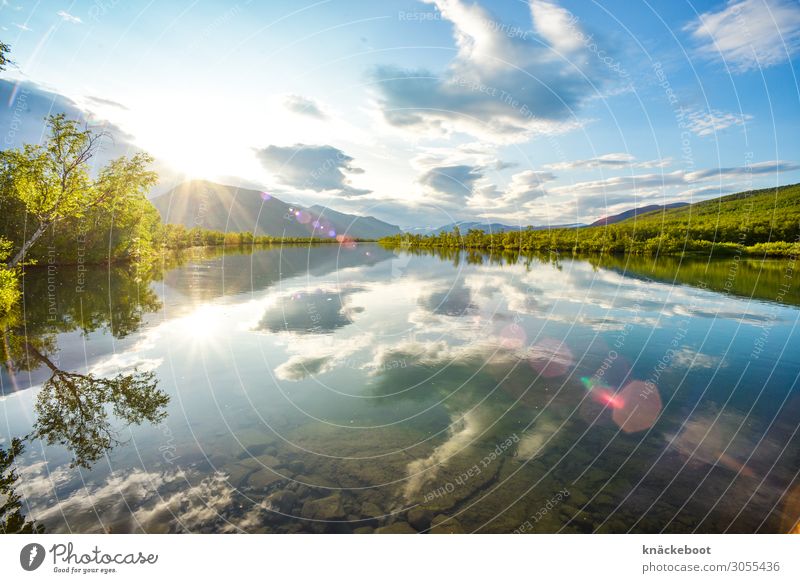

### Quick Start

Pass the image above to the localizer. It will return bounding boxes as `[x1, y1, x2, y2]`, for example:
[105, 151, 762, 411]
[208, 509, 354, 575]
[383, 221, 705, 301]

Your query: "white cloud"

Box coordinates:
[254, 143, 371, 196]
[369, 0, 615, 142]
[686, 0, 800, 72]
[551, 170, 687, 197]
[283, 94, 327, 119]
[684, 108, 753, 137]
[686, 159, 800, 181]
[552, 161, 800, 198]
[57, 10, 82, 24]
[545, 153, 672, 170]
[503, 170, 553, 203]
[415, 162, 555, 213]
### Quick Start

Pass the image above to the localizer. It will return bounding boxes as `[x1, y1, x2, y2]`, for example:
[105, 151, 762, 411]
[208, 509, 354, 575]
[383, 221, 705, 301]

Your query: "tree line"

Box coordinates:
[380, 183, 800, 258]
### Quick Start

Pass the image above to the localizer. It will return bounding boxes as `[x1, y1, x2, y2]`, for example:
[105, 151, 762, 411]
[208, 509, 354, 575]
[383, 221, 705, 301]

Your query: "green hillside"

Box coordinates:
[381, 183, 800, 256]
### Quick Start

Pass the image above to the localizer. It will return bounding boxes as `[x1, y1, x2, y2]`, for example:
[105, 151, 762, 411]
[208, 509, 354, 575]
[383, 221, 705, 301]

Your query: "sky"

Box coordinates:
[1, 0, 800, 228]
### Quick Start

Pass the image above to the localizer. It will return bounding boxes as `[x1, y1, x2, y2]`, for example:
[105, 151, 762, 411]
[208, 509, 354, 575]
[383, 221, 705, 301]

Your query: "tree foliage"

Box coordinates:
[381, 183, 800, 258]
[0, 40, 10, 71]
[0, 438, 44, 534]
[0, 114, 158, 266]
[31, 360, 168, 468]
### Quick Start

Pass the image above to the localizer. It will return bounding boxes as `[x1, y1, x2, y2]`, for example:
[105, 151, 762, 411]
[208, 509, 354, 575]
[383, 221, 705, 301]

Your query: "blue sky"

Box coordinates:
[2, 0, 800, 228]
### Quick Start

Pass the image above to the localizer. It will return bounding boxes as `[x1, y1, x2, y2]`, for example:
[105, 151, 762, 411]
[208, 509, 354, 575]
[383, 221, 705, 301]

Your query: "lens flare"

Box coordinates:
[611, 380, 662, 433]
[592, 387, 625, 409]
[260, 191, 271, 201]
[336, 234, 357, 249]
[499, 323, 526, 349]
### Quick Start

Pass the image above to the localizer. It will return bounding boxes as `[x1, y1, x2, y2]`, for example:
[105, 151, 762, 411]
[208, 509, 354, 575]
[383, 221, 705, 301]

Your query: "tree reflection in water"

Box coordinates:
[0, 260, 172, 532]
[0, 438, 44, 534]
[27, 343, 168, 469]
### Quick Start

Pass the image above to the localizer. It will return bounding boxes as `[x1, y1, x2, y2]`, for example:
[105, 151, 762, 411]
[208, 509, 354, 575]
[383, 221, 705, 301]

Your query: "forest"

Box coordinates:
[380, 183, 800, 258]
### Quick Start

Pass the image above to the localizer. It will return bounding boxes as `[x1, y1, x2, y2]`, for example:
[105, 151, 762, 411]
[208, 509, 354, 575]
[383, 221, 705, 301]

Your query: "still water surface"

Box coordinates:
[1, 244, 799, 533]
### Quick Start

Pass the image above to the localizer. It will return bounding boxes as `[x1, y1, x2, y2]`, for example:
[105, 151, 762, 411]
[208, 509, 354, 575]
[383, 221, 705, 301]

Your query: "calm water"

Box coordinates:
[2, 244, 799, 533]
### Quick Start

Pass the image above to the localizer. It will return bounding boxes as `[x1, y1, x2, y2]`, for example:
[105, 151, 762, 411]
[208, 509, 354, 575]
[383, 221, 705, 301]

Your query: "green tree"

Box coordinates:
[0, 240, 18, 317]
[0, 40, 10, 71]
[1, 438, 44, 534]
[0, 114, 157, 267]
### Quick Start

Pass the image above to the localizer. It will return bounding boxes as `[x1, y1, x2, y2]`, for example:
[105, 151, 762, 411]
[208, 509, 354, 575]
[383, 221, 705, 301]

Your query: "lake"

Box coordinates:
[2, 243, 799, 533]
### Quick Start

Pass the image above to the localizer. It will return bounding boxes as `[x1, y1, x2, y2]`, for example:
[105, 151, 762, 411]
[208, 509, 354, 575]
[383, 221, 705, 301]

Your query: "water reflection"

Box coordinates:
[0, 439, 44, 534]
[30, 350, 168, 468]
[256, 288, 363, 334]
[0, 263, 171, 531]
[2, 245, 798, 533]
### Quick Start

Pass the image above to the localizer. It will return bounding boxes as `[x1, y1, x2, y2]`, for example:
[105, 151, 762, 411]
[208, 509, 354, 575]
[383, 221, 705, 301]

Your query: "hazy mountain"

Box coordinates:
[412, 221, 584, 234]
[412, 203, 692, 235]
[150, 180, 400, 239]
[588, 203, 689, 227]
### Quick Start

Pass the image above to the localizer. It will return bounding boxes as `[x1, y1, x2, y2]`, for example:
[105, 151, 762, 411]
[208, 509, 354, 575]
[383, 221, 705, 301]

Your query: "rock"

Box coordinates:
[376, 522, 417, 534]
[294, 473, 336, 489]
[566, 489, 589, 506]
[224, 463, 253, 488]
[266, 490, 298, 513]
[360, 502, 383, 520]
[353, 526, 374, 534]
[595, 493, 615, 506]
[301, 494, 346, 521]
[240, 454, 281, 470]
[248, 468, 283, 489]
[430, 515, 465, 534]
[407, 507, 433, 531]
[288, 460, 305, 474]
[236, 442, 269, 459]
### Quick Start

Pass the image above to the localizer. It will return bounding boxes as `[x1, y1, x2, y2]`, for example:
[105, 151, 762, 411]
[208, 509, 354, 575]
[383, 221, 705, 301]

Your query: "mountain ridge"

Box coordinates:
[588, 202, 690, 227]
[150, 180, 400, 239]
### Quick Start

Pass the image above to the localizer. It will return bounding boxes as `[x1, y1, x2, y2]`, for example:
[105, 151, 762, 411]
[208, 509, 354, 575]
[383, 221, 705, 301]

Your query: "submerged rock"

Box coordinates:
[294, 473, 337, 489]
[301, 493, 346, 521]
[430, 514, 465, 534]
[407, 507, 433, 531]
[360, 501, 383, 520]
[248, 468, 283, 489]
[376, 522, 417, 534]
[266, 490, 298, 513]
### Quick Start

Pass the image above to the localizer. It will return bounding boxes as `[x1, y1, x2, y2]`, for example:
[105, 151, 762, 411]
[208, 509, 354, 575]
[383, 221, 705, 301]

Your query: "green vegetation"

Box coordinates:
[381, 183, 800, 258]
[1, 438, 44, 534]
[0, 241, 18, 317]
[0, 40, 10, 71]
[155, 223, 368, 250]
[0, 111, 359, 318]
[0, 114, 159, 267]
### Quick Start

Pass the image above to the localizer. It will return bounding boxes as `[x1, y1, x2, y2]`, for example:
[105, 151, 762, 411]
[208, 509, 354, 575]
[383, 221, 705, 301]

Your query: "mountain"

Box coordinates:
[423, 221, 585, 234]
[434, 221, 522, 234]
[588, 202, 689, 227]
[150, 180, 400, 239]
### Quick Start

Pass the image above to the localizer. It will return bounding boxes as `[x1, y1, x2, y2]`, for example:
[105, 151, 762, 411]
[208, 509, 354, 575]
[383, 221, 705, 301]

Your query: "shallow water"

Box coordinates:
[2, 244, 799, 533]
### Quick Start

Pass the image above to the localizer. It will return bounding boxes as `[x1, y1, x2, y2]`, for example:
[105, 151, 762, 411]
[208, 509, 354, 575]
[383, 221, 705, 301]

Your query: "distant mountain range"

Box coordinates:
[587, 202, 690, 227]
[406, 221, 585, 235]
[151, 180, 691, 239]
[151, 180, 400, 239]
[411, 203, 691, 234]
